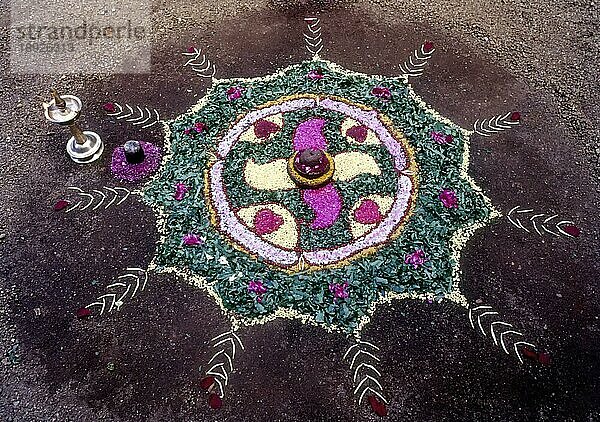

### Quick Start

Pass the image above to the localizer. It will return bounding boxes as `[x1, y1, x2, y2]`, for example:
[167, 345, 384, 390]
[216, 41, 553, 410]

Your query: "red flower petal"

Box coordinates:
[371, 87, 391, 99]
[208, 393, 222, 409]
[562, 225, 581, 237]
[346, 125, 368, 143]
[538, 352, 552, 366]
[423, 41, 434, 53]
[254, 209, 284, 235]
[194, 122, 206, 133]
[54, 200, 70, 211]
[522, 347, 538, 361]
[76, 308, 91, 319]
[307, 69, 324, 80]
[354, 199, 382, 224]
[254, 119, 280, 139]
[510, 111, 521, 121]
[200, 376, 215, 390]
[368, 395, 388, 417]
[226, 87, 243, 100]
[187, 46, 196, 53]
[103, 102, 116, 113]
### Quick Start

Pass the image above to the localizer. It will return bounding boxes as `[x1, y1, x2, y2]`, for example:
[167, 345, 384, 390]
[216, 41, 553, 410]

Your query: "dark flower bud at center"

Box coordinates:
[124, 140, 145, 164]
[294, 148, 330, 179]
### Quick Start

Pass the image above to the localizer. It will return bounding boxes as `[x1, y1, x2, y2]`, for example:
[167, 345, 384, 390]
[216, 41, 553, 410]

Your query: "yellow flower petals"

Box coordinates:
[244, 158, 296, 191]
[332, 152, 381, 182]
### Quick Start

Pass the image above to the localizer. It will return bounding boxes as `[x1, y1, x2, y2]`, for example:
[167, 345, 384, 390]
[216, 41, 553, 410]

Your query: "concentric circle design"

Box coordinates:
[143, 59, 497, 333]
[205, 95, 418, 272]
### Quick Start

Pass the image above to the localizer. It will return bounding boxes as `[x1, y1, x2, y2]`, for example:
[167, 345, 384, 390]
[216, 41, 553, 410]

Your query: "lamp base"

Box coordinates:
[66, 131, 104, 164]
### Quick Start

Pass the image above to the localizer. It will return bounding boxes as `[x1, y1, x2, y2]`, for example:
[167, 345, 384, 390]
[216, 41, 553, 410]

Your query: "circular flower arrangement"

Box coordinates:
[143, 60, 497, 333]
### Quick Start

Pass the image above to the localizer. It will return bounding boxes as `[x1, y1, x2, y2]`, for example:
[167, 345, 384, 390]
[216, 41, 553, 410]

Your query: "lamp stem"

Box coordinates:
[68, 122, 87, 145]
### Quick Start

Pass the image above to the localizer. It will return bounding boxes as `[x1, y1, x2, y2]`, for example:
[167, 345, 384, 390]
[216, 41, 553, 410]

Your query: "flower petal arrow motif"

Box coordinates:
[303, 17, 323, 56]
[181, 46, 217, 78]
[103, 102, 161, 129]
[506, 206, 580, 238]
[399, 41, 435, 77]
[58, 186, 132, 214]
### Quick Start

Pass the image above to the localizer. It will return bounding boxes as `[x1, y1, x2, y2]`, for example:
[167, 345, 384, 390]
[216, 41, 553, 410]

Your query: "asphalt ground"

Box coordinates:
[0, 1, 598, 420]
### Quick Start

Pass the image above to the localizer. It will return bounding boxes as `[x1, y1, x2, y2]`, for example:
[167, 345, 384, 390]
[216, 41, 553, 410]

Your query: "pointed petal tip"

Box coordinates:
[208, 393, 223, 409]
[53, 200, 70, 211]
[368, 395, 388, 416]
[423, 41, 434, 53]
[76, 308, 92, 319]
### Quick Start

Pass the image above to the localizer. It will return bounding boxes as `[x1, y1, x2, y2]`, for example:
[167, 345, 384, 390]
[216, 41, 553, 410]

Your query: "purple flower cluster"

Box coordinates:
[439, 189, 458, 208]
[110, 141, 161, 182]
[405, 249, 428, 269]
[248, 279, 268, 302]
[329, 282, 349, 301]
[182, 233, 204, 246]
[430, 131, 453, 144]
[174, 182, 189, 201]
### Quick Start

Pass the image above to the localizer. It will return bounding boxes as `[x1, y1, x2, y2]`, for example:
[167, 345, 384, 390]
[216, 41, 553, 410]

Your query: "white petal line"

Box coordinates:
[359, 387, 387, 405]
[350, 350, 380, 370]
[98, 294, 116, 313]
[343, 344, 359, 360]
[116, 104, 134, 120]
[213, 338, 236, 360]
[477, 311, 499, 336]
[357, 339, 380, 351]
[230, 331, 245, 350]
[210, 331, 232, 342]
[513, 341, 536, 364]
[353, 363, 381, 383]
[65, 201, 81, 213]
[115, 284, 131, 309]
[103, 187, 118, 209]
[353, 375, 382, 395]
[106, 102, 123, 116]
[78, 192, 94, 210]
[213, 377, 224, 397]
[491, 321, 513, 345]
[91, 189, 106, 210]
[500, 330, 523, 354]
[87, 301, 105, 315]
[469, 305, 492, 329]
[530, 214, 546, 236]
[114, 187, 130, 205]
